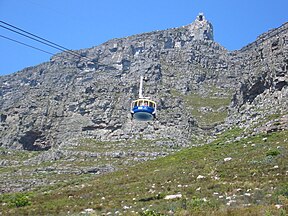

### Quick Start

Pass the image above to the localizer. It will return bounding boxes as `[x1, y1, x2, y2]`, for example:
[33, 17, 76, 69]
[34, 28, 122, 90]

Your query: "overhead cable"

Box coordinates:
[0, 34, 79, 63]
[1, 20, 74, 54]
[0, 20, 94, 62]
[0, 34, 55, 55]
[0, 23, 70, 52]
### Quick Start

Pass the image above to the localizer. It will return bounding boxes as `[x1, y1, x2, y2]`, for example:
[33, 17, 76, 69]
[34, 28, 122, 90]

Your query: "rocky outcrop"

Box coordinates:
[227, 22, 288, 130]
[186, 13, 214, 40]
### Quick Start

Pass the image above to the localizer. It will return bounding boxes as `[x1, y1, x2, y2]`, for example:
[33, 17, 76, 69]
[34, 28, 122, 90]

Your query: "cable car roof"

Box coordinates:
[132, 98, 156, 104]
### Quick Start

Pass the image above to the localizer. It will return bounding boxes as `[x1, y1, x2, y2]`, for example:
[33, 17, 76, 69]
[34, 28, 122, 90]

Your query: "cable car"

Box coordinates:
[131, 99, 156, 121]
[130, 76, 157, 121]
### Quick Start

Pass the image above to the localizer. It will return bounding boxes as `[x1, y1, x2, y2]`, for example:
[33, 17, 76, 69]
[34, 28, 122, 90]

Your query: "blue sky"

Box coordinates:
[0, 0, 287, 76]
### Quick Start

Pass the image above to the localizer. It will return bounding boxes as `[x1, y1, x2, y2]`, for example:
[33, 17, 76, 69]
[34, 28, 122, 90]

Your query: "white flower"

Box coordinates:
[224, 157, 232, 162]
[275, 204, 283, 209]
[81, 208, 95, 214]
[164, 194, 182, 200]
[273, 165, 279, 169]
[197, 175, 205, 179]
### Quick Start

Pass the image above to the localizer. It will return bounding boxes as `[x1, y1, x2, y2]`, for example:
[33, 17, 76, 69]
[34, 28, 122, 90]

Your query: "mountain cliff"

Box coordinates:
[1, 15, 287, 151]
[0, 13, 222, 151]
[0, 14, 287, 197]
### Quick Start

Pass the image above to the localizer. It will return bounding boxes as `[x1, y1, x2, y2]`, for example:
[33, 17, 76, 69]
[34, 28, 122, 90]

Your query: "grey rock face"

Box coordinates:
[227, 22, 288, 130]
[0, 16, 287, 152]
[0, 14, 220, 151]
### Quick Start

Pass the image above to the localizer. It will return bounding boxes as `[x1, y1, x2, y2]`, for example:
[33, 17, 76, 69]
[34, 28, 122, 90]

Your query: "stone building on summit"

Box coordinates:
[187, 13, 214, 41]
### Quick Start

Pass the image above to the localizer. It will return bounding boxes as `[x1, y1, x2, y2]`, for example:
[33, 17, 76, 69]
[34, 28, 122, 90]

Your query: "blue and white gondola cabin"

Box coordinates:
[131, 99, 156, 121]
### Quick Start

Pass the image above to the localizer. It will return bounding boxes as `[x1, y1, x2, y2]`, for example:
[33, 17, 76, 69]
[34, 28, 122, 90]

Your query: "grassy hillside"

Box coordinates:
[171, 86, 232, 128]
[1, 128, 287, 215]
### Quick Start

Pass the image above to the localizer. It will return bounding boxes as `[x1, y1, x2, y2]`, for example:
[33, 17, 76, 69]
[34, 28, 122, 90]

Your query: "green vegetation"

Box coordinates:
[0, 129, 287, 215]
[0, 192, 32, 208]
[0, 148, 40, 161]
[170, 86, 232, 127]
[184, 92, 231, 126]
[140, 210, 165, 216]
[266, 149, 281, 157]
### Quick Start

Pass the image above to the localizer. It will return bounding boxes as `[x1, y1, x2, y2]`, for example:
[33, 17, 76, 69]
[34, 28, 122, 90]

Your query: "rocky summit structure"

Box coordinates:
[187, 12, 214, 40]
[0, 14, 287, 153]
